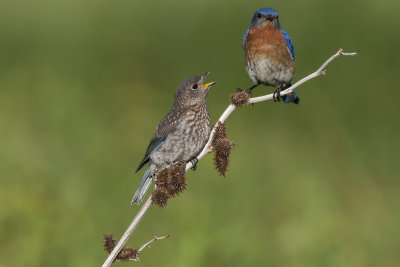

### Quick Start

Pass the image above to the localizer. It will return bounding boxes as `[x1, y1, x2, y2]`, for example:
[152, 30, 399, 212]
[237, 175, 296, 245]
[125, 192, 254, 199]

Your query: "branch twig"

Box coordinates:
[102, 48, 357, 266]
[112, 235, 170, 262]
[135, 235, 170, 259]
[102, 197, 152, 267]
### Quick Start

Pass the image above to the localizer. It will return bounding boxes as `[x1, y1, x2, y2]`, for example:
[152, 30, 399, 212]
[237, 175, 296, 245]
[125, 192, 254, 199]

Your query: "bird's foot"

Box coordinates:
[189, 158, 199, 171]
[273, 88, 282, 102]
[245, 88, 253, 96]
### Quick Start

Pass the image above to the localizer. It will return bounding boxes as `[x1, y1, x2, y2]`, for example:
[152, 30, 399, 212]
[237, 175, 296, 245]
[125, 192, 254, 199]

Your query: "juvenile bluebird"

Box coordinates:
[131, 72, 216, 204]
[242, 7, 300, 104]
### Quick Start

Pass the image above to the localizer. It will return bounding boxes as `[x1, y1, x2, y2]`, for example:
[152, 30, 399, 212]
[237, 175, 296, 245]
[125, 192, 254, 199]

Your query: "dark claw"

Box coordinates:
[189, 158, 199, 171]
[273, 88, 282, 102]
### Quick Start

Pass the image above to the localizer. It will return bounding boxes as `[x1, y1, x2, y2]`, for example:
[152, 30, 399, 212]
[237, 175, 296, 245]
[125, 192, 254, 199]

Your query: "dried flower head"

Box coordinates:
[214, 138, 234, 157]
[166, 163, 187, 196]
[155, 168, 168, 187]
[103, 234, 117, 254]
[118, 247, 138, 261]
[212, 122, 235, 176]
[213, 121, 227, 140]
[151, 163, 187, 207]
[103, 234, 138, 262]
[152, 187, 170, 208]
[170, 169, 187, 195]
[230, 89, 250, 107]
[214, 152, 229, 176]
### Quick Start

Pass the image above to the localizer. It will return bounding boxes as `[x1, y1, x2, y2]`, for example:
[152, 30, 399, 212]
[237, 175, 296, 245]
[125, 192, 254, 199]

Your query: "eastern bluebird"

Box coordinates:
[242, 7, 299, 104]
[131, 72, 216, 204]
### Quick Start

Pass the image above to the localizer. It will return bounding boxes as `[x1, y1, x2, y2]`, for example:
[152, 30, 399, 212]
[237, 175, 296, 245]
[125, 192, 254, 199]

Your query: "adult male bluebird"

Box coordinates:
[242, 7, 300, 104]
[131, 72, 216, 204]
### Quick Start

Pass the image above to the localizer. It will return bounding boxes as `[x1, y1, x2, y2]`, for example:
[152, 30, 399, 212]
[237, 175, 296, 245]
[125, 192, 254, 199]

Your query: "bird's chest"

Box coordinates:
[177, 110, 210, 159]
[244, 27, 294, 85]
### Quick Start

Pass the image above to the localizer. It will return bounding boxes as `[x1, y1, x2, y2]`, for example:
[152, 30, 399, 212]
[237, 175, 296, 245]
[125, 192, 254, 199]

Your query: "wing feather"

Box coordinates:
[135, 108, 187, 172]
[281, 29, 295, 61]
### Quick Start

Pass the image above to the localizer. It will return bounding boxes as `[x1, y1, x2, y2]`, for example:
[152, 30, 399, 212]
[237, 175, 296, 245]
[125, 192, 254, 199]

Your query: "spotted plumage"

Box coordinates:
[243, 7, 299, 104]
[131, 72, 216, 204]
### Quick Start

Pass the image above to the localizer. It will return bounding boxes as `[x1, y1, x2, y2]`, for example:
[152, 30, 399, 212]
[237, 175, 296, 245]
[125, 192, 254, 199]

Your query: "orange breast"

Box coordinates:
[244, 24, 292, 65]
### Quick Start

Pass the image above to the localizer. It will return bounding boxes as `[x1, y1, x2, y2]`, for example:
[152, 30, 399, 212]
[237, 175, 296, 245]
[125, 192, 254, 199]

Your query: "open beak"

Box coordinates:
[201, 71, 216, 90]
[201, 81, 216, 89]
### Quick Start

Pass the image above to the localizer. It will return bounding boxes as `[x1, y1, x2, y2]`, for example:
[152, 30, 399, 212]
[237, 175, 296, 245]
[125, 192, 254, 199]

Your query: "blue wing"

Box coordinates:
[242, 29, 249, 49]
[281, 29, 295, 61]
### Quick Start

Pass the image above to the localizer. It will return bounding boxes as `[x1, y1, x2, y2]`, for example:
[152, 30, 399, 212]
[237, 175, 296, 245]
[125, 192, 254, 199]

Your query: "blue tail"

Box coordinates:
[131, 167, 153, 205]
[282, 89, 300, 104]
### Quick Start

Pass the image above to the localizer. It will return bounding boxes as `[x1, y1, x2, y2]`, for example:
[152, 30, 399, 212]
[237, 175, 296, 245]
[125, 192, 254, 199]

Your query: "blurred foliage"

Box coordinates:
[0, 0, 399, 266]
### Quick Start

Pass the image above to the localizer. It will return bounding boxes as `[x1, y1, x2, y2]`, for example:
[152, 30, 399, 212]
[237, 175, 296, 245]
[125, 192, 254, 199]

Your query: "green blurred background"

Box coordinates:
[1, 0, 399, 266]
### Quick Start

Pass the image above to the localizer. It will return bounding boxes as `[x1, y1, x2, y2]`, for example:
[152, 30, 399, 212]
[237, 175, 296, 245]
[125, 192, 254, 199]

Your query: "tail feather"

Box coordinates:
[131, 167, 153, 205]
[282, 89, 300, 104]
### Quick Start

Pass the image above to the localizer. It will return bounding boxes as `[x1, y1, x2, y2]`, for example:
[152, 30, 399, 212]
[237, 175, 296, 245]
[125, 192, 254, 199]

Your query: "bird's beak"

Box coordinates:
[201, 71, 216, 90]
[201, 81, 216, 90]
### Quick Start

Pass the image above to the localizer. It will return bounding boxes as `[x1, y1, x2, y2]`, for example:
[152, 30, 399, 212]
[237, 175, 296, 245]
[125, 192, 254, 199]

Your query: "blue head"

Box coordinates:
[250, 8, 280, 29]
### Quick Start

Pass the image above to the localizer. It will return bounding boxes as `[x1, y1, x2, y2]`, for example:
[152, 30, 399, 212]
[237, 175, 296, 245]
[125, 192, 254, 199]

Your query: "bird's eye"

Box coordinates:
[192, 84, 198, 89]
[257, 13, 262, 18]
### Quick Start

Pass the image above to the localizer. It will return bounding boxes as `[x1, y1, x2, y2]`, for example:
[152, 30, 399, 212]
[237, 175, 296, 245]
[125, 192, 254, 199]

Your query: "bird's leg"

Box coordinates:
[188, 157, 199, 171]
[273, 87, 282, 102]
[245, 84, 259, 95]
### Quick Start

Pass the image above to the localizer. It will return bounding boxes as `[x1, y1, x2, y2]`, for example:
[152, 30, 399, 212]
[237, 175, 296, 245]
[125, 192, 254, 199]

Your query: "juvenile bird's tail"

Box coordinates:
[131, 167, 153, 205]
[282, 89, 300, 104]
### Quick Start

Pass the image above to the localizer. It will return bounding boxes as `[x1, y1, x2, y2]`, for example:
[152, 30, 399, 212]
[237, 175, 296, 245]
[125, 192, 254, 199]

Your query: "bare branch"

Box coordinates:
[111, 235, 170, 263]
[135, 235, 170, 259]
[102, 49, 358, 266]
[102, 197, 153, 267]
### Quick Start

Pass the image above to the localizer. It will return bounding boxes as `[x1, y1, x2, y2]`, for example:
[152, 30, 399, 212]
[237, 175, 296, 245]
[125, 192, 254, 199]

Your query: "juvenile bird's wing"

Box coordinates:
[242, 29, 249, 49]
[135, 108, 187, 172]
[281, 29, 295, 61]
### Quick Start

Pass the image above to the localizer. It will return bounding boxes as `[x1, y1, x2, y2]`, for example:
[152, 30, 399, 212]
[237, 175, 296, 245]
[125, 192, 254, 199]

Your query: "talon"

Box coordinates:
[189, 158, 199, 171]
[236, 88, 243, 92]
[273, 88, 282, 102]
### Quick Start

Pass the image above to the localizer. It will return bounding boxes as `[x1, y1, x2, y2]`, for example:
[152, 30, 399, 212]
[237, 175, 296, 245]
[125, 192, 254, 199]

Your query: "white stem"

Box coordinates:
[102, 48, 357, 266]
[136, 235, 170, 256]
[102, 197, 153, 267]
[112, 235, 169, 262]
